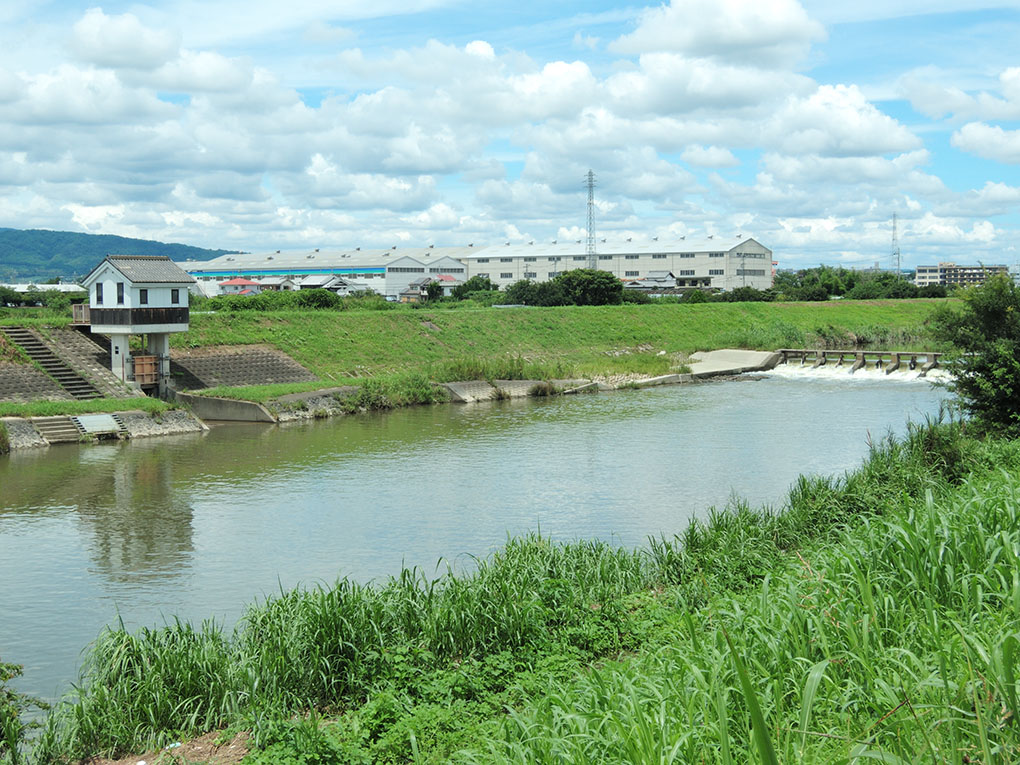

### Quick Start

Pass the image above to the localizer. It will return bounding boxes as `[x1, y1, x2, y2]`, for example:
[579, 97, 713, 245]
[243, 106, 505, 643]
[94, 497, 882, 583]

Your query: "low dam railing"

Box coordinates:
[776, 348, 942, 376]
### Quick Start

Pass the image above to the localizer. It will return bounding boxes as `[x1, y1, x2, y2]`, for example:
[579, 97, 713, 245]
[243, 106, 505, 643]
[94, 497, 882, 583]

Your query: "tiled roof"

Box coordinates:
[220, 277, 261, 286]
[104, 255, 196, 284]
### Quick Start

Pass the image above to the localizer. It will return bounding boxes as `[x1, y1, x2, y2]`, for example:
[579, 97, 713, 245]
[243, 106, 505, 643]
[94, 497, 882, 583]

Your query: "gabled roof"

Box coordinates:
[220, 277, 261, 286]
[84, 255, 196, 286]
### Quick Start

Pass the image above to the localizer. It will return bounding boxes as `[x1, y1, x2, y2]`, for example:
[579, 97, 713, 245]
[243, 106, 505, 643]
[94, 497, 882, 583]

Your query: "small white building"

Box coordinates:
[80, 255, 195, 396]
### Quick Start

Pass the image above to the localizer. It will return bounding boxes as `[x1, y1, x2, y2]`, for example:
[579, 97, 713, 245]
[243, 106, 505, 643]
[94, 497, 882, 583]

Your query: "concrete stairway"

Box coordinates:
[1, 326, 101, 400]
[30, 416, 83, 443]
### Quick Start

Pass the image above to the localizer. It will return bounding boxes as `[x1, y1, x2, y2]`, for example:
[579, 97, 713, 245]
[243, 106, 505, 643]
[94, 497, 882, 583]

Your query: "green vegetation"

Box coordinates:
[1, 661, 47, 764]
[0, 397, 172, 418]
[930, 273, 1020, 436]
[0, 421, 8, 455]
[20, 419, 1020, 764]
[773, 265, 932, 301]
[179, 300, 939, 385]
[0, 227, 229, 282]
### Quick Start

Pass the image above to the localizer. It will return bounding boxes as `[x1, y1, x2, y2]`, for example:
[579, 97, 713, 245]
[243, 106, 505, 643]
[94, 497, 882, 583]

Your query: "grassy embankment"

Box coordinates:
[183, 300, 940, 402]
[18, 419, 1020, 764]
[0, 300, 941, 413]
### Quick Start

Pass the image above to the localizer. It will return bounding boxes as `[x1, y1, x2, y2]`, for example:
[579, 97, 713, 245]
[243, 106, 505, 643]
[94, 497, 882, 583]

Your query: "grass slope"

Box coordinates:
[181, 300, 939, 383]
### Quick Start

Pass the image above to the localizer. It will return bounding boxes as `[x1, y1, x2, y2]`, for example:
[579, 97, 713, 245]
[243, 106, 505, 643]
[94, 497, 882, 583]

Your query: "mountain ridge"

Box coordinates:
[0, 227, 236, 282]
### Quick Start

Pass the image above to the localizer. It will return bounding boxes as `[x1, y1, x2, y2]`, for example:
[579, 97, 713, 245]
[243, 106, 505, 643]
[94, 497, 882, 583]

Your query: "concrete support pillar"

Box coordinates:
[812, 351, 826, 368]
[109, 334, 130, 381]
[884, 353, 900, 374]
[147, 333, 171, 398]
[850, 352, 866, 374]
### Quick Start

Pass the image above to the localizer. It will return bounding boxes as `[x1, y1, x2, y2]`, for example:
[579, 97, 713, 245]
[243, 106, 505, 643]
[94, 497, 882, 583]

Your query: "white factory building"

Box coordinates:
[180, 236, 773, 299]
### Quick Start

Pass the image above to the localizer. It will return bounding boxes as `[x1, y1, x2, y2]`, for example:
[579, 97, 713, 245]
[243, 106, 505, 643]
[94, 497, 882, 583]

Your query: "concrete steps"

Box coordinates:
[30, 416, 82, 443]
[1, 326, 102, 400]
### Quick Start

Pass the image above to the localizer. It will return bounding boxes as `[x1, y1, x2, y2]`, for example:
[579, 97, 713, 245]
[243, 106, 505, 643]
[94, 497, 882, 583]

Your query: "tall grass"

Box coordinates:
[473, 429, 1020, 763]
[21, 417, 1010, 764]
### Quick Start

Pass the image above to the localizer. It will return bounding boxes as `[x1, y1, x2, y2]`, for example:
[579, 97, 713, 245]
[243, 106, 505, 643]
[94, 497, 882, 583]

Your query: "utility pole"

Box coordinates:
[585, 170, 597, 270]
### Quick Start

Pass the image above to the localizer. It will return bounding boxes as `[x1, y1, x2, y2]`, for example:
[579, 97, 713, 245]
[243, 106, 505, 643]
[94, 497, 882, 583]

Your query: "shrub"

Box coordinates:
[554, 269, 623, 306]
[928, 273, 1020, 435]
[452, 276, 498, 300]
[2, 660, 48, 764]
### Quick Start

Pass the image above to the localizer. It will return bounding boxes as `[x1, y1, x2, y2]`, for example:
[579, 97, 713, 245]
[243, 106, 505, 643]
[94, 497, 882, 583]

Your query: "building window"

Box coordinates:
[735, 269, 766, 276]
[500, 257, 513, 263]
[116, 282, 124, 304]
[501, 272, 513, 279]
[389, 267, 426, 273]
[548, 272, 560, 278]
[625, 254, 639, 260]
[625, 270, 639, 277]
[139, 289, 148, 305]
[523, 257, 537, 262]
[598, 255, 612, 261]
[475, 273, 489, 279]
[95, 283, 103, 305]
[573, 256, 586, 261]
[524, 272, 537, 278]
[548, 256, 560, 262]
[652, 254, 667, 260]
[476, 258, 489, 263]
[709, 252, 725, 258]
[678, 269, 695, 276]
[430, 267, 464, 273]
[709, 269, 724, 276]
[171, 288, 180, 304]
[679, 253, 694, 258]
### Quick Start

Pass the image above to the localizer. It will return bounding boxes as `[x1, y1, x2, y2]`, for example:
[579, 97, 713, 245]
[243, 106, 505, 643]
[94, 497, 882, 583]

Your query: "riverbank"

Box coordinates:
[14, 418, 1019, 764]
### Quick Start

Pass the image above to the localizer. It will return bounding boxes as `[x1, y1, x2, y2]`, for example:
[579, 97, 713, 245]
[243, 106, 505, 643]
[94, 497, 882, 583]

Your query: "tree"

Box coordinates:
[503, 279, 537, 305]
[423, 280, 444, 302]
[451, 275, 497, 300]
[928, 274, 1020, 435]
[553, 269, 622, 306]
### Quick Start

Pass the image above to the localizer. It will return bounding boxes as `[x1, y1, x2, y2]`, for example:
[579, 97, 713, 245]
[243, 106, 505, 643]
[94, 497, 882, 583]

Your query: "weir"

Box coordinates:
[776, 348, 942, 376]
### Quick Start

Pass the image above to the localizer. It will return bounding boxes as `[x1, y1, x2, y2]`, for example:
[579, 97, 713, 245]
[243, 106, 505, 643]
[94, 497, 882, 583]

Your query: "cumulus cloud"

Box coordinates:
[766, 85, 921, 157]
[71, 9, 180, 70]
[952, 122, 1020, 164]
[611, 0, 825, 68]
[681, 145, 739, 167]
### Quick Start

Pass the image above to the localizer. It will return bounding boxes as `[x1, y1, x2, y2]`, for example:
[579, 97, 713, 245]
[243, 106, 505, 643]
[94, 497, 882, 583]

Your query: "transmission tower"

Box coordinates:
[891, 212, 901, 273]
[585, 170, 597, 269]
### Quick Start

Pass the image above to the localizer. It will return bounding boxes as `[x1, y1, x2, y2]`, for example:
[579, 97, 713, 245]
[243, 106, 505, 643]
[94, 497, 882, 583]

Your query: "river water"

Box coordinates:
[0, 368, 949, 701]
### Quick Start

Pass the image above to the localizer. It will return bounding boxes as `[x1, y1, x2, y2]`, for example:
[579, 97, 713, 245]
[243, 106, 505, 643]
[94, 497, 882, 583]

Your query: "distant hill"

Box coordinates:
[0, 228, 237, 282]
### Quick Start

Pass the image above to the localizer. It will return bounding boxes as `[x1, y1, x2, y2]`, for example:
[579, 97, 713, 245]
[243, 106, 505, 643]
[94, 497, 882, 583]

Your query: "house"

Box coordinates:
[257, 276, 296, 291]
[622, 270, 679, 292]
[80, 255, 195, 396]
[219, 277, 262, 294]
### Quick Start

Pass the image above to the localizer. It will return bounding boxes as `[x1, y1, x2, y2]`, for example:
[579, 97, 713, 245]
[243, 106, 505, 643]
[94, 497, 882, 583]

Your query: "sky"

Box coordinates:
[0, 1, 1018, 270]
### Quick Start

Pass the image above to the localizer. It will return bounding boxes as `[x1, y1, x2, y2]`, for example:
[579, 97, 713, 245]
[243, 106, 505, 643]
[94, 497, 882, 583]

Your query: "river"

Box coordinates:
[0, 368, 949, 702]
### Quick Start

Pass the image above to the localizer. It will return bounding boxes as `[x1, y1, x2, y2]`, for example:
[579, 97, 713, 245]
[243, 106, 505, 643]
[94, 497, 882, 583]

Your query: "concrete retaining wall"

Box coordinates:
[174, 391, 276, 422]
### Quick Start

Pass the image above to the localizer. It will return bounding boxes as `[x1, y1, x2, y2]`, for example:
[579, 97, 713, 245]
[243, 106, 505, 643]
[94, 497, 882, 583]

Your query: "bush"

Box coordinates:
[554, 269, 622, 306]
[452, 276, 498, 300]
[2, 660, 47, 764]
[621, 290, 651, 304]
[928, 273, 1020, 435]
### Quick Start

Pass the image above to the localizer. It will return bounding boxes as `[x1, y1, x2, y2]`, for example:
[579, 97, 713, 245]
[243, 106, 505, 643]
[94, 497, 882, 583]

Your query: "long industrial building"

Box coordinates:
[180, 236, 773, 298]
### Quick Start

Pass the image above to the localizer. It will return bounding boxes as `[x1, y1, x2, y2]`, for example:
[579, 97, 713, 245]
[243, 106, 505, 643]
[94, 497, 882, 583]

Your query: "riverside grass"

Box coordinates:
[24, 419, 1020, 764]
[177, 300, 939, 383]
[0, 300, 938, 410]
